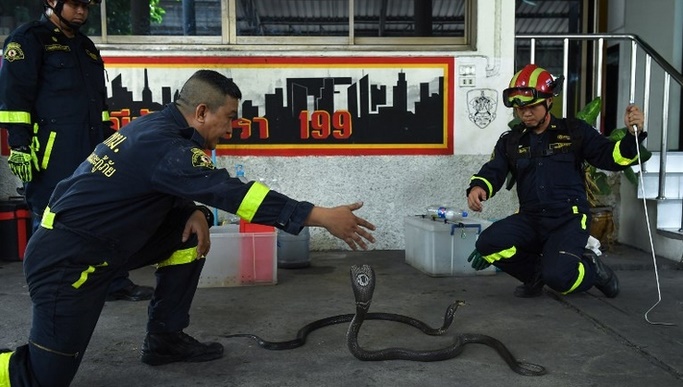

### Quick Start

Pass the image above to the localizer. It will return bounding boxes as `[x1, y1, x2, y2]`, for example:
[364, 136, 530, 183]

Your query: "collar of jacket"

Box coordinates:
[164, 103, 209, 148]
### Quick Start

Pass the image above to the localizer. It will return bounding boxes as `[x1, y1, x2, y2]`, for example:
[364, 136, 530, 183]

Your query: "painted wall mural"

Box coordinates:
[466, 88, 498, 129]
[103, 56, 454, 156]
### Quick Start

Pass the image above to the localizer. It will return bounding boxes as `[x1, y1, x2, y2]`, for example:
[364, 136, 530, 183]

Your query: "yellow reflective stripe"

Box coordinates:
[572, 206, 587, 229]
[612, 140, 638, 166]
[0, 351, 12, 387]
[482, 246, 517, 263]
[561, 261, 586, 294]
[156, 247, 201, 268]
[102, 111, 110, 121]
[469, 176, 493, 198]
[0, 111, 31, 124]
[41, 206, 55, 229]
[236, 182, 270, 222]
[41, 132, 57, 170]
[71, 262, 108, 289]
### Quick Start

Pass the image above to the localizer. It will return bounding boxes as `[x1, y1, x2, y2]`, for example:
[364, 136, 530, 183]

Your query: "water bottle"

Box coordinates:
[426, 205, 468, 221]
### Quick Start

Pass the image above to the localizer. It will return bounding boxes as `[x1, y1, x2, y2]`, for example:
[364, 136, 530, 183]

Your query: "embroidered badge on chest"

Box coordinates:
[3, 42, 25, 62]
[85, 49, 98, 61]
[191, 148, 215, 169]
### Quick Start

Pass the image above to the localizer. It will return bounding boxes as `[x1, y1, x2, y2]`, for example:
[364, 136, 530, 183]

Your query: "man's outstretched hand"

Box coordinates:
[307, 202, 376, 250]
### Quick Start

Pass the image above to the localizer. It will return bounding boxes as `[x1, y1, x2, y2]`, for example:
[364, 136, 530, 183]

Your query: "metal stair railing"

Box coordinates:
[516, 33, 683, 238]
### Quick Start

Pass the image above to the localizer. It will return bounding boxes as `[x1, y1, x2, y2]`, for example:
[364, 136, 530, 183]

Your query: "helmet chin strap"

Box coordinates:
[45, 1, 86, 32]
[523, 101, 551, 131]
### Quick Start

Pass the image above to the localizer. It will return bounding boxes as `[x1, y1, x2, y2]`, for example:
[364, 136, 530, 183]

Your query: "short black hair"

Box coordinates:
[176, 70, 242, 113]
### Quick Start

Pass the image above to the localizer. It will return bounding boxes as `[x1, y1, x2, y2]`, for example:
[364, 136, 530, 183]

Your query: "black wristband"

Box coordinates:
[196, 205, 214, 226]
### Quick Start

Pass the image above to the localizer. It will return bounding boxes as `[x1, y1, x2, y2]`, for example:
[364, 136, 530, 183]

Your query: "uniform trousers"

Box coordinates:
[476, 209, 596, 293]
[8, 209, 203, 386]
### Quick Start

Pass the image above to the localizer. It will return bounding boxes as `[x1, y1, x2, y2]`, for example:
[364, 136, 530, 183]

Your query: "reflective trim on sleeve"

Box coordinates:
[482, 246, 517, 263]
[41, 131, 57, 170]
[0, 351, 12, 387]
[573, 206, 587, 230]
[71, 262, 108, 289]
[236, 182, 270, 222]
[469, 176, 493, 198]
[561, 261, 586, 295]
[0, 110, 31, 125]
[41, 206, 55, 229]
[102, 111, 110, 121]
[613, 140, 638, 166]
[156, 247, 202, 268]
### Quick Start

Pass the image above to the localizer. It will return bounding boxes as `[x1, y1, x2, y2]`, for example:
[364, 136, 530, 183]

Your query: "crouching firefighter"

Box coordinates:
[465, 63, 647, 298]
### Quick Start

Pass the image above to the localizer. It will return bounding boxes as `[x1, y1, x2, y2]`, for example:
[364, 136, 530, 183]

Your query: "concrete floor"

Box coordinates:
[1, 244, 683, 387]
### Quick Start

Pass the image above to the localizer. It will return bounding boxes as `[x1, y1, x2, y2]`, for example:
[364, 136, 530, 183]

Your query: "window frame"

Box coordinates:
[4, 0, 476, 51]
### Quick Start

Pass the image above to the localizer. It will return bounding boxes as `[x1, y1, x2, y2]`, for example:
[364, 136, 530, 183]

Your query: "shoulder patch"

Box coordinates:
[3, 42, 25, 62]
[191, 148, 215, 169]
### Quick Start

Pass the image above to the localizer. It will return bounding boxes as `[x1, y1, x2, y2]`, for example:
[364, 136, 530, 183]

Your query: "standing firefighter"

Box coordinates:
[466, 64, 647, 298]
[0, 0, 153, 301]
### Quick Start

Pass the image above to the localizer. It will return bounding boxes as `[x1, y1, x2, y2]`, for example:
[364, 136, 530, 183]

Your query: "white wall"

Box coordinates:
[0, 161, 20, 199]
[209, 0, 519, 250]
[0, 0, 520, 251]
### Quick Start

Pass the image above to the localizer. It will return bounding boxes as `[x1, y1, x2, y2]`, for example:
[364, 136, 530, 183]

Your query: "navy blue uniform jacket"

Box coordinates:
[468, 115, 644, 213]
[47, 103, 314, 258]
[0, 16, 112, 212]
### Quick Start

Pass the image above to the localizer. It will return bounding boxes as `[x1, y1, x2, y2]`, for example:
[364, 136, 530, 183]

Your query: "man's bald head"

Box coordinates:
[176, 70, 242, 115]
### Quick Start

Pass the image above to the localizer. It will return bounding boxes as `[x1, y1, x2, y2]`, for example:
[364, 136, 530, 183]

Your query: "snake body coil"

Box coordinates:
[347, 264, 546, 376]
[224, 264, 546, 376]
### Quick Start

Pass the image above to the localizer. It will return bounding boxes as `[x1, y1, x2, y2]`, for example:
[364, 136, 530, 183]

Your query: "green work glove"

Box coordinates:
[467, 249, 491, 271]
[8, 146, 40, 182]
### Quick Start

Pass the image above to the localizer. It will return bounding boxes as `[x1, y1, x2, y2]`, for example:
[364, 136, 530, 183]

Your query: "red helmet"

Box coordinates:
[503, 64, 563, 108]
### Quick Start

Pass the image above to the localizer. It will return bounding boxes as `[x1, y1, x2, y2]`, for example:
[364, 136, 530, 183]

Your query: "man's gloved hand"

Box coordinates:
[467, 249, 491, 271]
[8, 146, 40, 182]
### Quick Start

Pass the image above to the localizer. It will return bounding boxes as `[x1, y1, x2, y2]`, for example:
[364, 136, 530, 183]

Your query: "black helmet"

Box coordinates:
[44, 0, 100, 31]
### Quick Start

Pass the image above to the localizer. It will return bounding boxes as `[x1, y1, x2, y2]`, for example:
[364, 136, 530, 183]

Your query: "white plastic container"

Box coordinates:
[199, 225, 277, 287]
[404, 216, 496, 277]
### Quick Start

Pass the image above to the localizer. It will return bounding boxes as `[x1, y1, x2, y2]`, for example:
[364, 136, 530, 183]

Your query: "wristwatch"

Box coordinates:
[196, 205, 214, 226]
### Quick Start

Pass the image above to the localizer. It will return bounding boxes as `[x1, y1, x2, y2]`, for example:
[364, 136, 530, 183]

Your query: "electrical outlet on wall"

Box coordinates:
[458, 64, 476, 87]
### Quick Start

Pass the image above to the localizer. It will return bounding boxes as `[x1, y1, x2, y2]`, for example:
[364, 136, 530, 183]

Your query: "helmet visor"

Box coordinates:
[502, 87, 553, 108]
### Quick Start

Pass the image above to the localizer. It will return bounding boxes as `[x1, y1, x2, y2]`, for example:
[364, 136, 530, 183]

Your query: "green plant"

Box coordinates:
[86, 0, 172, 35]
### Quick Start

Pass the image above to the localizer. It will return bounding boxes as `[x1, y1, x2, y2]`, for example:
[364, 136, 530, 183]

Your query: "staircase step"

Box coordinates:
[655, 199, 683, 229]
[637, 172, 683, 199]
[638, 151, 683, 173]
[657, 228, 683, 240]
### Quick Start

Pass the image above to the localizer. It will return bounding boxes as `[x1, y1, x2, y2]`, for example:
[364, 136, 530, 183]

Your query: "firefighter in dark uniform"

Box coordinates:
[0, 0, 153, 301]
[465, 64, 646, 299]
[0, 69, 376, 386]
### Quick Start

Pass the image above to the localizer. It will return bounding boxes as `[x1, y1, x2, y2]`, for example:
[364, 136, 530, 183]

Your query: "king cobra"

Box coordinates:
[223, 264, 546, 376]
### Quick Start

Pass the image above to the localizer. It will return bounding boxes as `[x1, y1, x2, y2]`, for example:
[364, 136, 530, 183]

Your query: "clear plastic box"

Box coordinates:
[198, 225, 277, 287]
[404, 215, 496, 277]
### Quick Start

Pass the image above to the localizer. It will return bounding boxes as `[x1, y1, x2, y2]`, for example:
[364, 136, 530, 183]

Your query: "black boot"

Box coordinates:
[585, 250, 619, 298]
[141, 331, 224, 366]
[514, 280, 544, 298]
[514, 258, 544, 298]
[106, 283, 154, 302]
